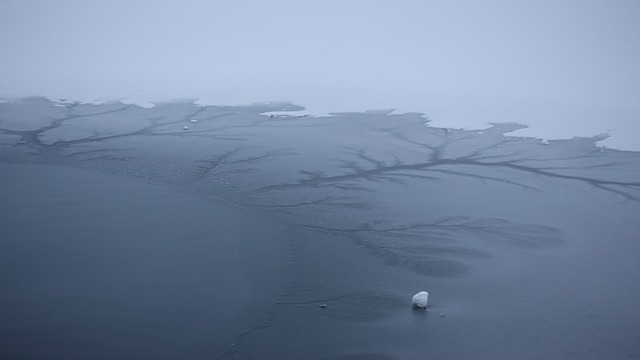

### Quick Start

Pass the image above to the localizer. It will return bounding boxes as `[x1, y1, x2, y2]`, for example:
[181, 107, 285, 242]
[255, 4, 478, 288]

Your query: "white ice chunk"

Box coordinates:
[412, 291, 429, 309]
[183, 125, 190, 130]
[190, 119, 198, 123]
[541, 139, 550, 145]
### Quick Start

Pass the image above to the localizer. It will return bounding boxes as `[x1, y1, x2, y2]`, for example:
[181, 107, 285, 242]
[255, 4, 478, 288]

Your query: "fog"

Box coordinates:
[1, 0, 639, 149]
[2, 2, 640, 358]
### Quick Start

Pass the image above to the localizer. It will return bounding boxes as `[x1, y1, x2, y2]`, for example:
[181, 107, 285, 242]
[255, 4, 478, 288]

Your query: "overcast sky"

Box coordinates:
[1, 0, 639, 149]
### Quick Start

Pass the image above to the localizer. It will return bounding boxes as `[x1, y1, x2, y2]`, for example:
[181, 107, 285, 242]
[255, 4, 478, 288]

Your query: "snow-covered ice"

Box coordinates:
[190, 119, 198, 123]
[412, 291, 429, 309]
[183, 125, 190, 130]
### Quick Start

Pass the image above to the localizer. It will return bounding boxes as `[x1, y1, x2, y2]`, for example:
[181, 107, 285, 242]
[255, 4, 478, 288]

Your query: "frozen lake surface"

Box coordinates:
[1, 97, 640, 359]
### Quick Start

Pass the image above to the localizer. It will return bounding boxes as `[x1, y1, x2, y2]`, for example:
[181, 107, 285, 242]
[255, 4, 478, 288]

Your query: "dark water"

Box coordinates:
[1, 98, 639, 359]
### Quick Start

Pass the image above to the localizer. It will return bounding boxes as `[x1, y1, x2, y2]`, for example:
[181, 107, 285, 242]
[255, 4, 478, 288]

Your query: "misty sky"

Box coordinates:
[1, 0, 639, 149]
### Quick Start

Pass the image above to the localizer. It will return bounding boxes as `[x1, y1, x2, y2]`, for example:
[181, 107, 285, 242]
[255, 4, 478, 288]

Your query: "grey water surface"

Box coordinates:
[1, 98, 639, 359]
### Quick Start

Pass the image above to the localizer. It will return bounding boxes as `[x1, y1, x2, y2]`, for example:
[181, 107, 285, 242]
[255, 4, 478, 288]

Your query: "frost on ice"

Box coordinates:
[412, 291, 429, 309]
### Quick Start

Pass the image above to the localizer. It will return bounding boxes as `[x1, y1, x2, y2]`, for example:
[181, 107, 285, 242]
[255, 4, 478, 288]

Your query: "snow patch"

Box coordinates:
[261, 110, 319, 118]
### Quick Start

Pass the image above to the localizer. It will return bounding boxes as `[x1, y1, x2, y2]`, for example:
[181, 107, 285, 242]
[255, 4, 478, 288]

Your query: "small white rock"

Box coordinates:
[412, 291, 429, 309]
[183, 125, 190, 130]
[190, 119, 198, 123]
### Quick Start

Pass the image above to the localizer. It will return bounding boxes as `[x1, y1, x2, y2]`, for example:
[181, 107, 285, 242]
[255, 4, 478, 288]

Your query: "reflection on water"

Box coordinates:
[1, 97, 639, 359]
